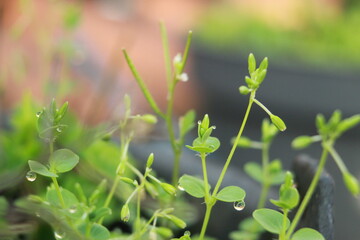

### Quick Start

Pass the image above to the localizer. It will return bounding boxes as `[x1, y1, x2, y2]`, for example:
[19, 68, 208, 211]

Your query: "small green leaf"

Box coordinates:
[155, 227, 173, 238]
[271, 188, 299, 210]
[46, 187, 78, 208]
[28, 160, 58, 178]
[291, 228, 325, 240]
[178, 175, 209, 198]
[244, 162, 263, 183]
[179, 110, 196, 138]
[292, 135, 314, 149]
[343, 172, 360, 196]
[50, 149, 79, 173]
[337, 114, 360, 134]
[259, 57, 268, 71]
[90, 207, 112, 222]
[89, 223, 111, 240]
[146, 153, 154, 168]
[253, 208, 290, 234]
[215, 186, 246, 202]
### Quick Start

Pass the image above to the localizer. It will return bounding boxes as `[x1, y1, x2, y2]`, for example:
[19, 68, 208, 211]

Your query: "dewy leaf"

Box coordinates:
[253, 208, 290, 234]
[244, 162, 263, 183]
[28, 160, 58, 178]
[46, 187, 78, 208]
[50, 149, 79, 173]
[215, 186, 246, 202]
[291, 228, 325, 240]
[90, 223, 111, 240]
[178, 175, 209, 198]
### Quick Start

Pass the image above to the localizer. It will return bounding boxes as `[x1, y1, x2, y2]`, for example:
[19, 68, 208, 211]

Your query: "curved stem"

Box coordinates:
[199, 92, 256, 240]
[285, 146, 329, 239]
[212, 91, 255, 196]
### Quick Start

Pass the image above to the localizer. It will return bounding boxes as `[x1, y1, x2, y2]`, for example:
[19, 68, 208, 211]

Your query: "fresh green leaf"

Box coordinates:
[46, 187, 78, 208]
[215, 186, 246, 202]
[50, 149, 79, 173]
[28, 160, 58, 177]
[291, 228, 325, 240]
[90, 207, 112, 222]
[90, 223, 110, 240]
[244, 162, 263, 183]
[292, 135, 314, 149]
[253, 208, 290, 234]
[178, 175, 209, 198]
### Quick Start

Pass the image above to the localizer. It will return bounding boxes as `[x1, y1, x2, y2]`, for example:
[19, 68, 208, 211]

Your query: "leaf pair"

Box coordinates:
[253, 209, 324, 240]
[28, 149, 79, 178]
[178, 175, 245, 203]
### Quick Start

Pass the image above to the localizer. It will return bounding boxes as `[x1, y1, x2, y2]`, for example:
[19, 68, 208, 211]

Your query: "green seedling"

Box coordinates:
[181, 54, 286, 240]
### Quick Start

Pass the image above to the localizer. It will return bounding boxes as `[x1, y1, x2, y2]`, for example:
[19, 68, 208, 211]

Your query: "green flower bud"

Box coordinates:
[160, 183, 177, 196]
[248, 53, 256, 74]
[139, 114, 157, 124]
[259, 57, 268, 71]
[146, 153, 154, 168]
[343, 172, 360, 196]
[121, 204, 130, 222]
[270, 115, 286, 132]
[119, 177, 135, 185]
[291, 135, 314, 149]
[239, 86, 251, 95]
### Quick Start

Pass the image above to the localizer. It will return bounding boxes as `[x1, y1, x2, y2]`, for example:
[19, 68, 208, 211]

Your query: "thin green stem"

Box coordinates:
[199, 204, 214, 240]
[199, 92, 256, 240]
[280, 209, 289, 240]
[257, 143, 270, 209]
[326, 145, 348, 174]
[212, 91, 256, 196]
[179, 31, 193, 73]
[200, 153, 210, 202]
[51, 177, 66, 208]
[285, 146, 329, 239]
[253, 98, 272, 116]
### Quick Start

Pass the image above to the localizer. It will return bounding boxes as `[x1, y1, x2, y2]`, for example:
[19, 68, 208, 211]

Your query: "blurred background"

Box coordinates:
[1, 0, 360, 239]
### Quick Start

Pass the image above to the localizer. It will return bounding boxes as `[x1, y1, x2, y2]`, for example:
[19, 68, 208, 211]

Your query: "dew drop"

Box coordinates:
[56, 127, 62, 133]
[184, 230, 191, 236]
[197, 120, 201, 125]
[212, 126, 216, 129]
[177, 184, 185, 191]
[26, 171, 37, 182]
[54, 230, 66, 240]
[36, 111, 42, 118]
[233, 200, 245, 211]
[68, 206, 77, 214]
[35, 212, 40, 217]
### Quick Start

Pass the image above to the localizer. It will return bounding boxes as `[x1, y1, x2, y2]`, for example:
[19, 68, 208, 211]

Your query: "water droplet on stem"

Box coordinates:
[26, 171, 37, 182]
[56, 127, 62, 133]
[36, 112, 42, 118]
[233, 200, 245, 211]
[54, 230, 66, 239]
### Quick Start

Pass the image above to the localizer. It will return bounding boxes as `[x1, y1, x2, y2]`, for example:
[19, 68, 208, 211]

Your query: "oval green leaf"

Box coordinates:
[253, 208, 290, 234]
[178, 174, 209, 198]
[28, 160, 58, 177]
[244, 162, 263, 183]
[50, 149, 79, 173]
[291, 228, 325, 240]
[215, 186, 246, 202]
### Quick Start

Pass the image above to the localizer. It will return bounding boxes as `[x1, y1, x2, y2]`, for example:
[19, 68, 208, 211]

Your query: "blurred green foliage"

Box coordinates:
[196, 6, 360, 69]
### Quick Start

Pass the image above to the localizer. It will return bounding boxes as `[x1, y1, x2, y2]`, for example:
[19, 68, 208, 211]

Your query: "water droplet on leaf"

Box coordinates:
[177, 184, 185, 191]
[68, 206, 77, 214]
[26, 171, 37, 182]
[56, 127, 62, 133]
[233, 200, 245, 211]
[184, 230, 191, 236]
[36, 112, 42, 117]
[54, 230, 66, 239]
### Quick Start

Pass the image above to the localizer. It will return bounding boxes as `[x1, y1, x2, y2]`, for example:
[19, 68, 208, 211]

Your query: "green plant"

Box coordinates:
[2, 16, 360, 240]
